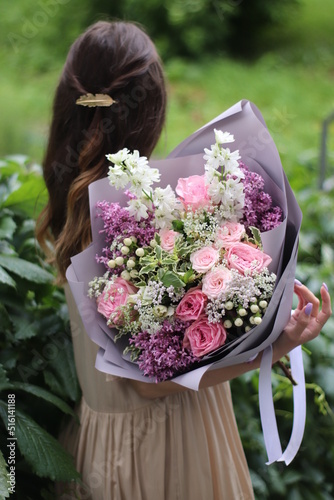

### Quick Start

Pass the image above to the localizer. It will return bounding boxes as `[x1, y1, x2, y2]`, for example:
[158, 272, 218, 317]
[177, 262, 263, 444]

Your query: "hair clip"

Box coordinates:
[76, 93, 117, 107]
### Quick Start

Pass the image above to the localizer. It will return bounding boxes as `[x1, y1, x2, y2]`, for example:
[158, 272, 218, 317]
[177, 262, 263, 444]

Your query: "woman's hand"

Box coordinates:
[131, 282, 332, 398]
[272, 281, 332, 362]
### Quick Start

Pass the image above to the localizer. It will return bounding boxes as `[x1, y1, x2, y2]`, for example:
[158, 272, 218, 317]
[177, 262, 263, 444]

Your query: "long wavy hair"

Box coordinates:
[36, 21, 167, 283]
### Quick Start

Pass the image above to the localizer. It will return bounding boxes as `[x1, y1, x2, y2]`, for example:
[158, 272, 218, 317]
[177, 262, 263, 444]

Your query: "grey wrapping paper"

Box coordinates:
[66, 100, 302, 390]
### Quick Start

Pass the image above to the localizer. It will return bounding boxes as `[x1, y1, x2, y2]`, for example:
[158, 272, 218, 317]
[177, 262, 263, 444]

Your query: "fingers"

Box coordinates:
[294, 280, 320, 317]
[286, 301, 315, 339]
[274, 283, 331, 361]
[314, 283, 332, 328]
[285, 283, 331, 341]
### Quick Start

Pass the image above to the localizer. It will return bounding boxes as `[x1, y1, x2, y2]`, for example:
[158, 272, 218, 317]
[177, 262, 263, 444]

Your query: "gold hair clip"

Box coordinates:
[76, 93, 117, 107]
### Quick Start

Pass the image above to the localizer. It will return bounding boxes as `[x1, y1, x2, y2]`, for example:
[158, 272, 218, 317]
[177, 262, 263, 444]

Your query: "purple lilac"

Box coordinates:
[238, 162, 283, 232]
[130, 319, 197, 382]
[260, 206, 283, 231]
[95, 201, 156, 269]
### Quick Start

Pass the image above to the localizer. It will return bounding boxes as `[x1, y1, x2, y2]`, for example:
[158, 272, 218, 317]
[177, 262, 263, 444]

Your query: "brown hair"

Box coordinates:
[36, 21, 167, 283]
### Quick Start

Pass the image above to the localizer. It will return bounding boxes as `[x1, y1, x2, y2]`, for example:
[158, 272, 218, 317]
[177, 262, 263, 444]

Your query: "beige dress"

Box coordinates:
[58, 285, 254, 500]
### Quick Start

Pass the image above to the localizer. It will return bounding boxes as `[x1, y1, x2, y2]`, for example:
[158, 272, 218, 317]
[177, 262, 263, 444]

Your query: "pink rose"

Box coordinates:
[159, 228, 179, 253]
[183, 315, 227, 357]
[215, 222, 245, 249]
[202, 266, 232, 299]
[176, 287, 207, 321]
[190, 246, 219, 273]
[175, 175, 210, 211]
[226, 242, 272, 275]
[97, 277, 137, 327]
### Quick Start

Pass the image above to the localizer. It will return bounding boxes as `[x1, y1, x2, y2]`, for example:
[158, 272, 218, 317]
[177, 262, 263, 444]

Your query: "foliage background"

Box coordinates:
[0, 0, 333, 498]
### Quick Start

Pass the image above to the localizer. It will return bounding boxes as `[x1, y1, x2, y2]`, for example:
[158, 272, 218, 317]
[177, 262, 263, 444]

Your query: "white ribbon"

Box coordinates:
[259, 345, 306, 465]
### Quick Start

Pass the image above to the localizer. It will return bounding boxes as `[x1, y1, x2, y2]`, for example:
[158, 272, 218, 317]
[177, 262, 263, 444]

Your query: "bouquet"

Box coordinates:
[67, 100, 302, 390]
[66, 100, 305, 464]
[87, 129, 283, 382]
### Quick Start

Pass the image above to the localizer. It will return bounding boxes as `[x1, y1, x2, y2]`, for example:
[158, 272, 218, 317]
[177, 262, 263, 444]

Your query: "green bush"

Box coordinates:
[0, 0, 300, 73]
[0, 156, 81, 499]
[232, 165, 334, 499]
[85, 0, 300, 60]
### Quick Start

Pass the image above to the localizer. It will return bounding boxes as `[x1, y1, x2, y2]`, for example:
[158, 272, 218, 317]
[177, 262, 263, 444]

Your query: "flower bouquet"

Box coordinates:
[87, 128, 283, 383]
[67, 100, 301, 387]
[67, 100, 304, 464]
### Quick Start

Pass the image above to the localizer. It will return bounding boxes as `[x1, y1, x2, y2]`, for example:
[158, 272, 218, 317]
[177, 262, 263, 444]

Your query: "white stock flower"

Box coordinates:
[152, 186, 178, 229]
[214, 129, 235, 145]
[130, 169, 153, 197]
[219, 178, 245, 219]
[226, 177, 245, 207]
[154, 208, 175, 229]
[126, 199, 150, 220]
[106, 148, 130, 165]
[221, 148, 241, 172]
[108, 164, 130, 189]
[124, 150, 148, 170]
[203, 143, 222, 171]
[204, 166, 220, 184]
[142, 166, 160, 185]
[152, 185, 177, 213]
[207, 176, 226, 205]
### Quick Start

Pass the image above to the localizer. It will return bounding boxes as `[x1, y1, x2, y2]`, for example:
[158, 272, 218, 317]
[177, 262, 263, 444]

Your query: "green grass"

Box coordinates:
[1, 0, 334, 193]
[158, 52, 334, 191]
[0, 68, 59, 163]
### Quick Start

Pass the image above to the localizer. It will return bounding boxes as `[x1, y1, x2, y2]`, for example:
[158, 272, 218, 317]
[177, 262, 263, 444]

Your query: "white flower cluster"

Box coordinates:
[106, 149, 178, 226]
[203, 129, 245, 220]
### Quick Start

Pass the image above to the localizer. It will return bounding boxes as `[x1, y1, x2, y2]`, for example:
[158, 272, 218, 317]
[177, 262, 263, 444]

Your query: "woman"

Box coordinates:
[36, 20, 331, 499]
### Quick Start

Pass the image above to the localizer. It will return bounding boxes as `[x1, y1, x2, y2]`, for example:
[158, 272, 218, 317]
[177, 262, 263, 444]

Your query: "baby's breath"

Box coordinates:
[88, 271, 112, 298]
[145, 280, 166, 305]
[137, 305, 163, 334]
[206, 268, 276, 324]
[183, 209, 218, 244]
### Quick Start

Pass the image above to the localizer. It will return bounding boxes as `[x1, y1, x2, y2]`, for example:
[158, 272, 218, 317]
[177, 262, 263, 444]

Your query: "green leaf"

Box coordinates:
[139, 256, 154, 266]
[0, 303, 11, 331]
[161, 257, 177, 265]
[0, 266, 16, 288]
[12, 316, 38, 340]
[44, 338, 81, 403]
[139, 263, 157, 275]
[157, 268, 165, 281]
[0, 216, 16, 240]
[0, 364, 9, 385]
[155, 245, 162, 261]
[0, 157, 27, 179]
[0, 402, 80, 482]
[172, 219, 184, 233]
[0, 255, 53, 284]
[43, 370, 66, 399]
[0, 449, 10, 499]
[3, 177, 47, 219]
[249, 226, 263, 248]
[133, 280, 146, 287]
[4, 155, 30, 168]
[161, 271, 185, 289]
[183, 269, 195, 284]
[9, 382, 76, 417]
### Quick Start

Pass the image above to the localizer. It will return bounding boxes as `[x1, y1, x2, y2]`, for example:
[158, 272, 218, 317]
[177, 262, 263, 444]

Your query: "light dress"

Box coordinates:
[58, 284, 254, 500]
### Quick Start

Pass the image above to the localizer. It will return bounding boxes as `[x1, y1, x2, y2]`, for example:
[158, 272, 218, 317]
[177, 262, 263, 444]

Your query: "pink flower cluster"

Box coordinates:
[174, 232, 272, 356]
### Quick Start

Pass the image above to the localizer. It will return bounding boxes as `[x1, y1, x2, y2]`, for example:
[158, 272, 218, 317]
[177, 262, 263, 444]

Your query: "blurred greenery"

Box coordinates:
[0, 157, 81, 498]
[0, 0, 333, 498]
